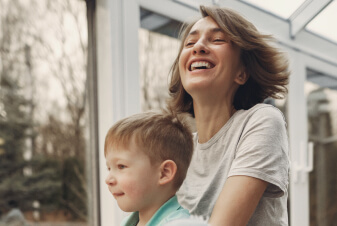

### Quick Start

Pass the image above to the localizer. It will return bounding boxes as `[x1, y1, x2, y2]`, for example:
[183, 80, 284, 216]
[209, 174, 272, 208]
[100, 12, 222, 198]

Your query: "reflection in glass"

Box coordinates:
[0, 0, 94, 225]
[306, 69, 337, 226]
[139, 28, 180, 111]
[139, 10, 196, 132]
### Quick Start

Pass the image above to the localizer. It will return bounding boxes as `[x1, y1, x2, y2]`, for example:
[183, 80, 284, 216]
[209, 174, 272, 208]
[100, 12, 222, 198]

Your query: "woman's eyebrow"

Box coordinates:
[211, 28, 224, 34]
[188, 27, 224, 36]
[188, 30, 199, 36]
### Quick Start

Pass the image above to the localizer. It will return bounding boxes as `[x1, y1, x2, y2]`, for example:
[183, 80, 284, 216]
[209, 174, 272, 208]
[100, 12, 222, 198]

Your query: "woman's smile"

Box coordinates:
[189, 60, 215, 71]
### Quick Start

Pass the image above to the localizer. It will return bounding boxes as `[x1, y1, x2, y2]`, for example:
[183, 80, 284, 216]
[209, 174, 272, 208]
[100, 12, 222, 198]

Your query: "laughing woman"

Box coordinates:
[167, 5, 290, 226]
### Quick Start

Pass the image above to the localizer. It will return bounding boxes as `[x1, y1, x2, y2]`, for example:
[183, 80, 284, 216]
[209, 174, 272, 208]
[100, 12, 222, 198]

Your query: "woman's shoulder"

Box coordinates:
[233, 103, 286, 131]
[249, 103, 284, 116]
[240, 103, 285, 121]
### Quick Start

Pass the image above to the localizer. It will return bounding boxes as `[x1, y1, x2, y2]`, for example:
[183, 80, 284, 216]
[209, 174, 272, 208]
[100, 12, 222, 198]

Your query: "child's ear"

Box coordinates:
[158, 160, 177, 185]
[234, 69, 249, 85]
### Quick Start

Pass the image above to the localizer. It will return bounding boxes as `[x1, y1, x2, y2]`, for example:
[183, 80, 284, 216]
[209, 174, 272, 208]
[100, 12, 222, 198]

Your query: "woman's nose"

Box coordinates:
[193, 39, 209, 55]
[105, 172, 116, 186]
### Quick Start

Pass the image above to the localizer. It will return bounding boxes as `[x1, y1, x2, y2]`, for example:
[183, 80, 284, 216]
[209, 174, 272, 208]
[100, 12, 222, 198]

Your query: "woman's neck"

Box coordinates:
[194, 100, 236, 143]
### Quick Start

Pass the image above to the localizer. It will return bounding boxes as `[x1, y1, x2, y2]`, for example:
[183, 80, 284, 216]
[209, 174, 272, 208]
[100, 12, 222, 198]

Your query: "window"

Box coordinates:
[0, 0, 97, 225]
[306, 68, 337, 225]
[139, 8, 181, 112]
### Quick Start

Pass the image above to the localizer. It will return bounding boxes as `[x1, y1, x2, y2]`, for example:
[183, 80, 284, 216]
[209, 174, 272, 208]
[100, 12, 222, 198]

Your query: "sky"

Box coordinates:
[243, 0, 337, 43]
[176, 0, 337, 44]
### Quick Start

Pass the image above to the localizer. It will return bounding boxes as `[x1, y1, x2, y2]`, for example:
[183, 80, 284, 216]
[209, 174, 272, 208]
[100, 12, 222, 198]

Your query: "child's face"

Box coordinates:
[105, 137, 161, 213]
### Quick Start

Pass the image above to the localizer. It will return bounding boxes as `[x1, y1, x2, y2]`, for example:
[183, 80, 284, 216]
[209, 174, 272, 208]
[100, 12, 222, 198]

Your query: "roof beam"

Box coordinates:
[289, 0, 332, 38]
[141, 13, 171, 30]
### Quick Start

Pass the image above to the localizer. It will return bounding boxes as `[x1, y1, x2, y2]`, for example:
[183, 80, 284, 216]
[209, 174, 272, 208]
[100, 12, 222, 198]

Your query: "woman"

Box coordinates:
[168, 5, 290, 226]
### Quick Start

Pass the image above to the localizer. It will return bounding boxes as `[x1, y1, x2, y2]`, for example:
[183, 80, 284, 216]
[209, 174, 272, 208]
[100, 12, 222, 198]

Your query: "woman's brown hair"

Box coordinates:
[167, 5, 290, 115]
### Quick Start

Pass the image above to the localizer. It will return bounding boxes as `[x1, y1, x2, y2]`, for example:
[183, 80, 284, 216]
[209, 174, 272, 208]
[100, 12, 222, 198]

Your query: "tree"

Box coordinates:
[0, 0, 63, 214]
[31, 0, 89, 220]
[0, 72, 32, 210]
[0, 0, 89, 221]
[139, 28, 180, 111]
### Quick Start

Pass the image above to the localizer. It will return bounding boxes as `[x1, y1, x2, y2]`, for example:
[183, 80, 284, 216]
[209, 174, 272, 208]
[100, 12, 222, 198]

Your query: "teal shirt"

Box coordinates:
[120, 195, 190, 226]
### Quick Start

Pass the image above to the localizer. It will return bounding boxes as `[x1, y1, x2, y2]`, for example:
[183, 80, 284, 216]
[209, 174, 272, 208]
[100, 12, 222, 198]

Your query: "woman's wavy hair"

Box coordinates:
[167, 5, 290, 115]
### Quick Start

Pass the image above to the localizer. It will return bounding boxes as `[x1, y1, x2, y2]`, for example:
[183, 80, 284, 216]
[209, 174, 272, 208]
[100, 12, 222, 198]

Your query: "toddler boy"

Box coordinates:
[105, 111, 193, 226]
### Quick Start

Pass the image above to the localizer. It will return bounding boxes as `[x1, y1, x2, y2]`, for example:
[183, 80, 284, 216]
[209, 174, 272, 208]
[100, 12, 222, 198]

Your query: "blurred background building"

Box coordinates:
[0, 0, 336, 225]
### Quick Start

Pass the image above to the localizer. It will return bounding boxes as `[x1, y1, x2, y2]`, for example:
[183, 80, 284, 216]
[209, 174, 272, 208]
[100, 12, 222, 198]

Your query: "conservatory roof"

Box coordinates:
[173, 0, 337, 45]
[141, 0, 337, 60]
[140, 0, 337, 89]
[242, 0, 337, 44]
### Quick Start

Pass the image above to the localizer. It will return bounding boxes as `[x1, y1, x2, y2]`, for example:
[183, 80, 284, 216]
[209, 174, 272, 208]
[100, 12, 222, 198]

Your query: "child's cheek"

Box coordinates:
[122, 178, 143, 197]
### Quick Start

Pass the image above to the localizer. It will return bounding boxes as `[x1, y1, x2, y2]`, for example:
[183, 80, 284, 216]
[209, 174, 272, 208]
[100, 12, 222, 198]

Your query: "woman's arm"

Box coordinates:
[209, 175, 268, 226]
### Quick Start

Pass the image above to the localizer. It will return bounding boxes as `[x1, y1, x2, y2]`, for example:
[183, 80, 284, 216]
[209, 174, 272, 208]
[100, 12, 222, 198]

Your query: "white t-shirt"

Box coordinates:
[177, 104, 289, 226]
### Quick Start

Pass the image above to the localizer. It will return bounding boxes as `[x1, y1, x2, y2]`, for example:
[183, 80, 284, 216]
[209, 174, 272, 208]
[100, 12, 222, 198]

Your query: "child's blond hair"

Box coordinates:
[104, 111, 193, 190]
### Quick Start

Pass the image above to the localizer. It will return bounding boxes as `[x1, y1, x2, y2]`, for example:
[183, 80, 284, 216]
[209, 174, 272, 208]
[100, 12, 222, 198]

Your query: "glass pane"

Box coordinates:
[306, 68, 337, 225]
[139, 28, 180, 111]
[306, 1, 337, 44]
[0, 0, 95, 225]
[139, 9, 196, 131]
[139, 9, 181, 112]
[242, 0, 306, 19]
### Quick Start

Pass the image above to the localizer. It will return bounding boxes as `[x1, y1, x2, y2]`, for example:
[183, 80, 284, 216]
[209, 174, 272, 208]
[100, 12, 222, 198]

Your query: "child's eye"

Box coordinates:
[214, 39, 225, 42]
[117, 164, 126, 169]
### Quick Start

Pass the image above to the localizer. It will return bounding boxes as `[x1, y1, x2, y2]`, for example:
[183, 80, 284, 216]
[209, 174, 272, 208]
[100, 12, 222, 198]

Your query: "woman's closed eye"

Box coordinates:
[213, 38, 226, 43]
[185, 42, 195, 47]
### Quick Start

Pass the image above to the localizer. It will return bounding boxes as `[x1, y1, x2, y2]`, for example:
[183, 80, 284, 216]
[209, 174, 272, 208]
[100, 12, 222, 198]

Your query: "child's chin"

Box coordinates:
[118, 205, 134, 213]
[118, 206, 130, 212]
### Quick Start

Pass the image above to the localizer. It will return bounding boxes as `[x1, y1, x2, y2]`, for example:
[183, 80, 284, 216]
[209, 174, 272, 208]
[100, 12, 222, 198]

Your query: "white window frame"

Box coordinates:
[95, 1, 196, 225]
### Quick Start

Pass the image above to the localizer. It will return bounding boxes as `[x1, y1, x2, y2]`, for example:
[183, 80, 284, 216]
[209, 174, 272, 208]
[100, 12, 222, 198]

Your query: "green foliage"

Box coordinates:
[0, 74, 63, 214]
[62, 157, 87, 220]
[0, 72, 30, 208]
[0, 156, 63, 211]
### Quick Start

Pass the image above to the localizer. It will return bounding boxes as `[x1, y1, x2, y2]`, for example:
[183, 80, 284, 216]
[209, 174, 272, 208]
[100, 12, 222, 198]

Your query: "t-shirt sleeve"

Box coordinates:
[228, 106, 289, 198]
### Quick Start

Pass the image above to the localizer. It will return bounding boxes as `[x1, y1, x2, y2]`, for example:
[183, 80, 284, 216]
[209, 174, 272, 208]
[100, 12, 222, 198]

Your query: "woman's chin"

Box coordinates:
[184, 82, 214, 97]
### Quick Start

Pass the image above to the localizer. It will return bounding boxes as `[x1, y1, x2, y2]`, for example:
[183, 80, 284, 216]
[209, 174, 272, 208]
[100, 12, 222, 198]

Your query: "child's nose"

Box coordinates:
[105, 172, 116, 186]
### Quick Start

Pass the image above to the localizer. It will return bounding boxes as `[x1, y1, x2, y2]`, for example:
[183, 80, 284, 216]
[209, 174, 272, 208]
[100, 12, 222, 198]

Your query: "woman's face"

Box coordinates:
[178, 16, 244, 100]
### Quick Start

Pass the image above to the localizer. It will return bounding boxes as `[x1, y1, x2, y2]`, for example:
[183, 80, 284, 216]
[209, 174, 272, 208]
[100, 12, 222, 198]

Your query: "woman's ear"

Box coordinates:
[158, 160, 177, 186]
[234, 70, 249, 85]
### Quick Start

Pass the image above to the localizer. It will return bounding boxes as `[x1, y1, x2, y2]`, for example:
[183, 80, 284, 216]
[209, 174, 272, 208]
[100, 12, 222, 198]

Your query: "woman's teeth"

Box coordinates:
[191, 61, 212, 71]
